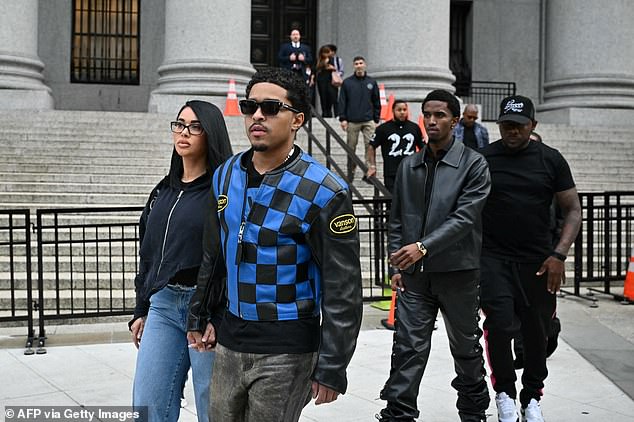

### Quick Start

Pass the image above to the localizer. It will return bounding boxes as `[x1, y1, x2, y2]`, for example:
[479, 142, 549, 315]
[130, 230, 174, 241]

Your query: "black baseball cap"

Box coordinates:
[497, 95, 535, 124]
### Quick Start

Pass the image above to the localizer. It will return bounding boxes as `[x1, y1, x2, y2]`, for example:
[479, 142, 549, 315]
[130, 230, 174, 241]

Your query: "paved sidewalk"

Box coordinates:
[1, 295, 633, 421]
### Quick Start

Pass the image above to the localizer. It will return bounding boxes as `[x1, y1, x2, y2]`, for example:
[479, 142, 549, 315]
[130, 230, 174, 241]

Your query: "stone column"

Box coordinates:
[365, 0, 455, 103]
[0, 0, 53, 110]
[539, 0, 634, 126]
[148, 0, 255, 113]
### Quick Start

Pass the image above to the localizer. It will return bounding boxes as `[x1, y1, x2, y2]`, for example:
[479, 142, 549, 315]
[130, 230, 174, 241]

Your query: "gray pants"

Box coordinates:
[346, 120, 376, 181]
[209, 343, 318, 422]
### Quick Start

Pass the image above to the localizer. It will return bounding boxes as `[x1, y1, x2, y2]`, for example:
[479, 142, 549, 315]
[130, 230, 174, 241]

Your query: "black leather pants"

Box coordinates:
[379, 270, 490, 421]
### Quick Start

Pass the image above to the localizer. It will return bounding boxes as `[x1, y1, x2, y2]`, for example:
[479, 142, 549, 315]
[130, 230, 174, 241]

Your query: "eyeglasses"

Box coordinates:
[239, 99, 301, 116]
[170, 121, 204, 135]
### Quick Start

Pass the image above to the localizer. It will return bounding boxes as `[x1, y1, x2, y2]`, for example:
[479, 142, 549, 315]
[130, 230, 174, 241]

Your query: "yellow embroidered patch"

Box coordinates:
[329, 214, 357, 234]
[217, 195, 228, 212]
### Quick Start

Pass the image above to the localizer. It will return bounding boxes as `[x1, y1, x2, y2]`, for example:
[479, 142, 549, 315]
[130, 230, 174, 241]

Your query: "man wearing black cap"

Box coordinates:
[377, 89, 491, 422]
[479, 95, 581, 422]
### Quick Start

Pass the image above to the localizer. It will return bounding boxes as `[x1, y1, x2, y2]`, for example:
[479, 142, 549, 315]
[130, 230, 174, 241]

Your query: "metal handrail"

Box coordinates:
[303, 108, 391, 202]
[453, 80, 517, 121]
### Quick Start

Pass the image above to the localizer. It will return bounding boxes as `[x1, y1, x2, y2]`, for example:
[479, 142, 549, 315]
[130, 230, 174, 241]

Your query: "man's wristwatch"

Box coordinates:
[415, 241, 428, 257]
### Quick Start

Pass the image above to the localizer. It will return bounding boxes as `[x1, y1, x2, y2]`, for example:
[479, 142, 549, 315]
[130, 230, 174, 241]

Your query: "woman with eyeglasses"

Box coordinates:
[129, 100, 233, 422]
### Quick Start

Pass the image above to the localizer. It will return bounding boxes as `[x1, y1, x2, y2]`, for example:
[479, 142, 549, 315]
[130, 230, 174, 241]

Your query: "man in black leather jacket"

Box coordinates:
[187, 67, 362, 422]
[378, 90, 491, 422]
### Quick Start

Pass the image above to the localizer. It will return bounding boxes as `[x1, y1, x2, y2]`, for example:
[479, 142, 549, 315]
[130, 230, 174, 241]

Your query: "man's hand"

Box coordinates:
[340, 120, 348, 131]
[187, 322, 216, 352]
[366, 165, 377, 178]
[390, 243, 424, 270]
[289, 53, 297, 62]
[130, 317, 145, 349]
[536, 256, 566, 294]
[391, 273, 405, 291]
[311, 382, 339, 405]
[298, 53, 305, 62]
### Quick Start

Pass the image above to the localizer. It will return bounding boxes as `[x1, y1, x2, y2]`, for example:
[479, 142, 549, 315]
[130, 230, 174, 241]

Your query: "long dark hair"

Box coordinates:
[167, 100, 233, 187]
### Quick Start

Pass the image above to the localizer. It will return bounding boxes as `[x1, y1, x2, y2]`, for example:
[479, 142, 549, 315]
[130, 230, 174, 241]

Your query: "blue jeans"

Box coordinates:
[133, 285, 215, 422]
[210, 343, 318, 422]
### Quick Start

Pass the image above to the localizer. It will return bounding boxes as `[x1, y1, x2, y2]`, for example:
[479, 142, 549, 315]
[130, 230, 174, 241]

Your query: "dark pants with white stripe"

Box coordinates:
[480, 255, 556, 408]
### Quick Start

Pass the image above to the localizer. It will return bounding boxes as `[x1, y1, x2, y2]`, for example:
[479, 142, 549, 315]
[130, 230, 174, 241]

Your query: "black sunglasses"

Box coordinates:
[239, 99, 301, 116]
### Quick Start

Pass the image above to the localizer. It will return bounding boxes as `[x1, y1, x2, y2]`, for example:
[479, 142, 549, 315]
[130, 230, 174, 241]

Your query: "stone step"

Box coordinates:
[0, 192, 148, 206]
[0, 288, 137, 313]
[0, 181, 156, 194]
[0, 155, 169, 166]
[1, 111, 632, 208]
[0, 172, 162, 184]
[3, 141, 174, 153]
[0, 162, 168, 175]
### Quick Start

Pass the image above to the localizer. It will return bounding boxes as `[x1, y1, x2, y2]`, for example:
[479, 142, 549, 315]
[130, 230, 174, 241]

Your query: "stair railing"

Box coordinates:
[303, 108, 391, 205]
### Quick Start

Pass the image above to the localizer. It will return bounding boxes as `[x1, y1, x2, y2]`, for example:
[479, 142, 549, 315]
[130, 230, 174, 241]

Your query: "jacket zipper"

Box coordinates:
[156, 190, 184, 279]
[235, 177, 250, 317]
[420, 161, 439, 272]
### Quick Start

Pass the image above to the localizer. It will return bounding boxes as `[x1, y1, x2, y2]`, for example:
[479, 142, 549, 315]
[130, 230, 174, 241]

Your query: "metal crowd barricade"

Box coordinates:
[3, 190, 633, 351]
[354, 198, 392, 301]
[570, 192, 634, 302]
[34, 207, 143, 351]
[0, 209, 34, 353]
[28, 202, 392, 351]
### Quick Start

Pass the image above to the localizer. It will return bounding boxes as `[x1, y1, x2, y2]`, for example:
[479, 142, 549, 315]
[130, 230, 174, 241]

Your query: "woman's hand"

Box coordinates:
[187, 322, 216, 352]
[130, 317, 145, 349]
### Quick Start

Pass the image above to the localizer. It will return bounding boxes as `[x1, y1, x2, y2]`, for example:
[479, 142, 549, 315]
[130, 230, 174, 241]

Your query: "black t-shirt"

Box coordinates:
[369, 119, 424, 187]
[218, 147, 321, 354]
[481, 140, 575, 262]
[462, 125, 478, 150]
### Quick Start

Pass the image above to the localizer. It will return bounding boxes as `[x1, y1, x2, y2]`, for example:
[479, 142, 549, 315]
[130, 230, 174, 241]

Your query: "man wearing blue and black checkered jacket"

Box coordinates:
[187, 67, 363, 422]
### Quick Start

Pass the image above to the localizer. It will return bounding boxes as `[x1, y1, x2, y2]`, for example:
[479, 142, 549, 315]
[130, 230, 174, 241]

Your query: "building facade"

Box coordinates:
[1, 0, 633, 126]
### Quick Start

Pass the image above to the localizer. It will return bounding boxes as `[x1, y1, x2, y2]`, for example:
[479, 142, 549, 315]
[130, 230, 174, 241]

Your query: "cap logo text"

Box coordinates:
[504, 99, 524, 113]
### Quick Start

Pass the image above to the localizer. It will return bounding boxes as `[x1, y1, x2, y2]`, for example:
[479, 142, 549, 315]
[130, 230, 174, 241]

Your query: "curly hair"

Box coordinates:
[421, 89, 460, 118]
[245, 67, 311, 124]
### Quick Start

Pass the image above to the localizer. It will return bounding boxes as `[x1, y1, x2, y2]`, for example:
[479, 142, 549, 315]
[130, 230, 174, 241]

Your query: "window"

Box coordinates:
[71, 0, 140, 84]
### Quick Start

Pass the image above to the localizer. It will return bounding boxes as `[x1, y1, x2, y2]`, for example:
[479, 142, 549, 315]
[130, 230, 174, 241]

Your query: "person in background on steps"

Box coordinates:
[453, 104, 490, 150]
[278, 28, 313, 82]
[479, 96, 581, 422]
[338, 56, 381, 183]
[326, 43, 344, 117]
[315, 45, 339, 118]
[187, 67, 363, 422]
[130, 100, 233, 422]
[366, 99, 424, 193]
[377, 90, 491, 422]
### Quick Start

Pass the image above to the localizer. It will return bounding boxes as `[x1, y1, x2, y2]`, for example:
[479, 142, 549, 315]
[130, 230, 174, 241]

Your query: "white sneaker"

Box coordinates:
[495, 392, 519, 422]
[521, 399, 544, 422]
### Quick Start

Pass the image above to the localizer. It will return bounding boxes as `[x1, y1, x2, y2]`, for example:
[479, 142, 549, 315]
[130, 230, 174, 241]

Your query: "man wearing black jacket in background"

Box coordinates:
[338, 56, 381, 182]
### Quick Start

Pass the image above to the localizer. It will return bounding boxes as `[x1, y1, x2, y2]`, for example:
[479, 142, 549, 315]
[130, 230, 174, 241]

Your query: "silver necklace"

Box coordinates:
[283, 146, 295, 164]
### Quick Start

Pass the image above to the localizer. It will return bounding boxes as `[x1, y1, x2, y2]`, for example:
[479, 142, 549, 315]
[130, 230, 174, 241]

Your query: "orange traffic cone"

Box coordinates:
[418, 114, 428, 145]
[224, 79, 240, 116]
[623, 247, 634, 301]
[384, 94, 395, 121]
[379, 83, 388, 121]
[381, 290, 397, 330]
